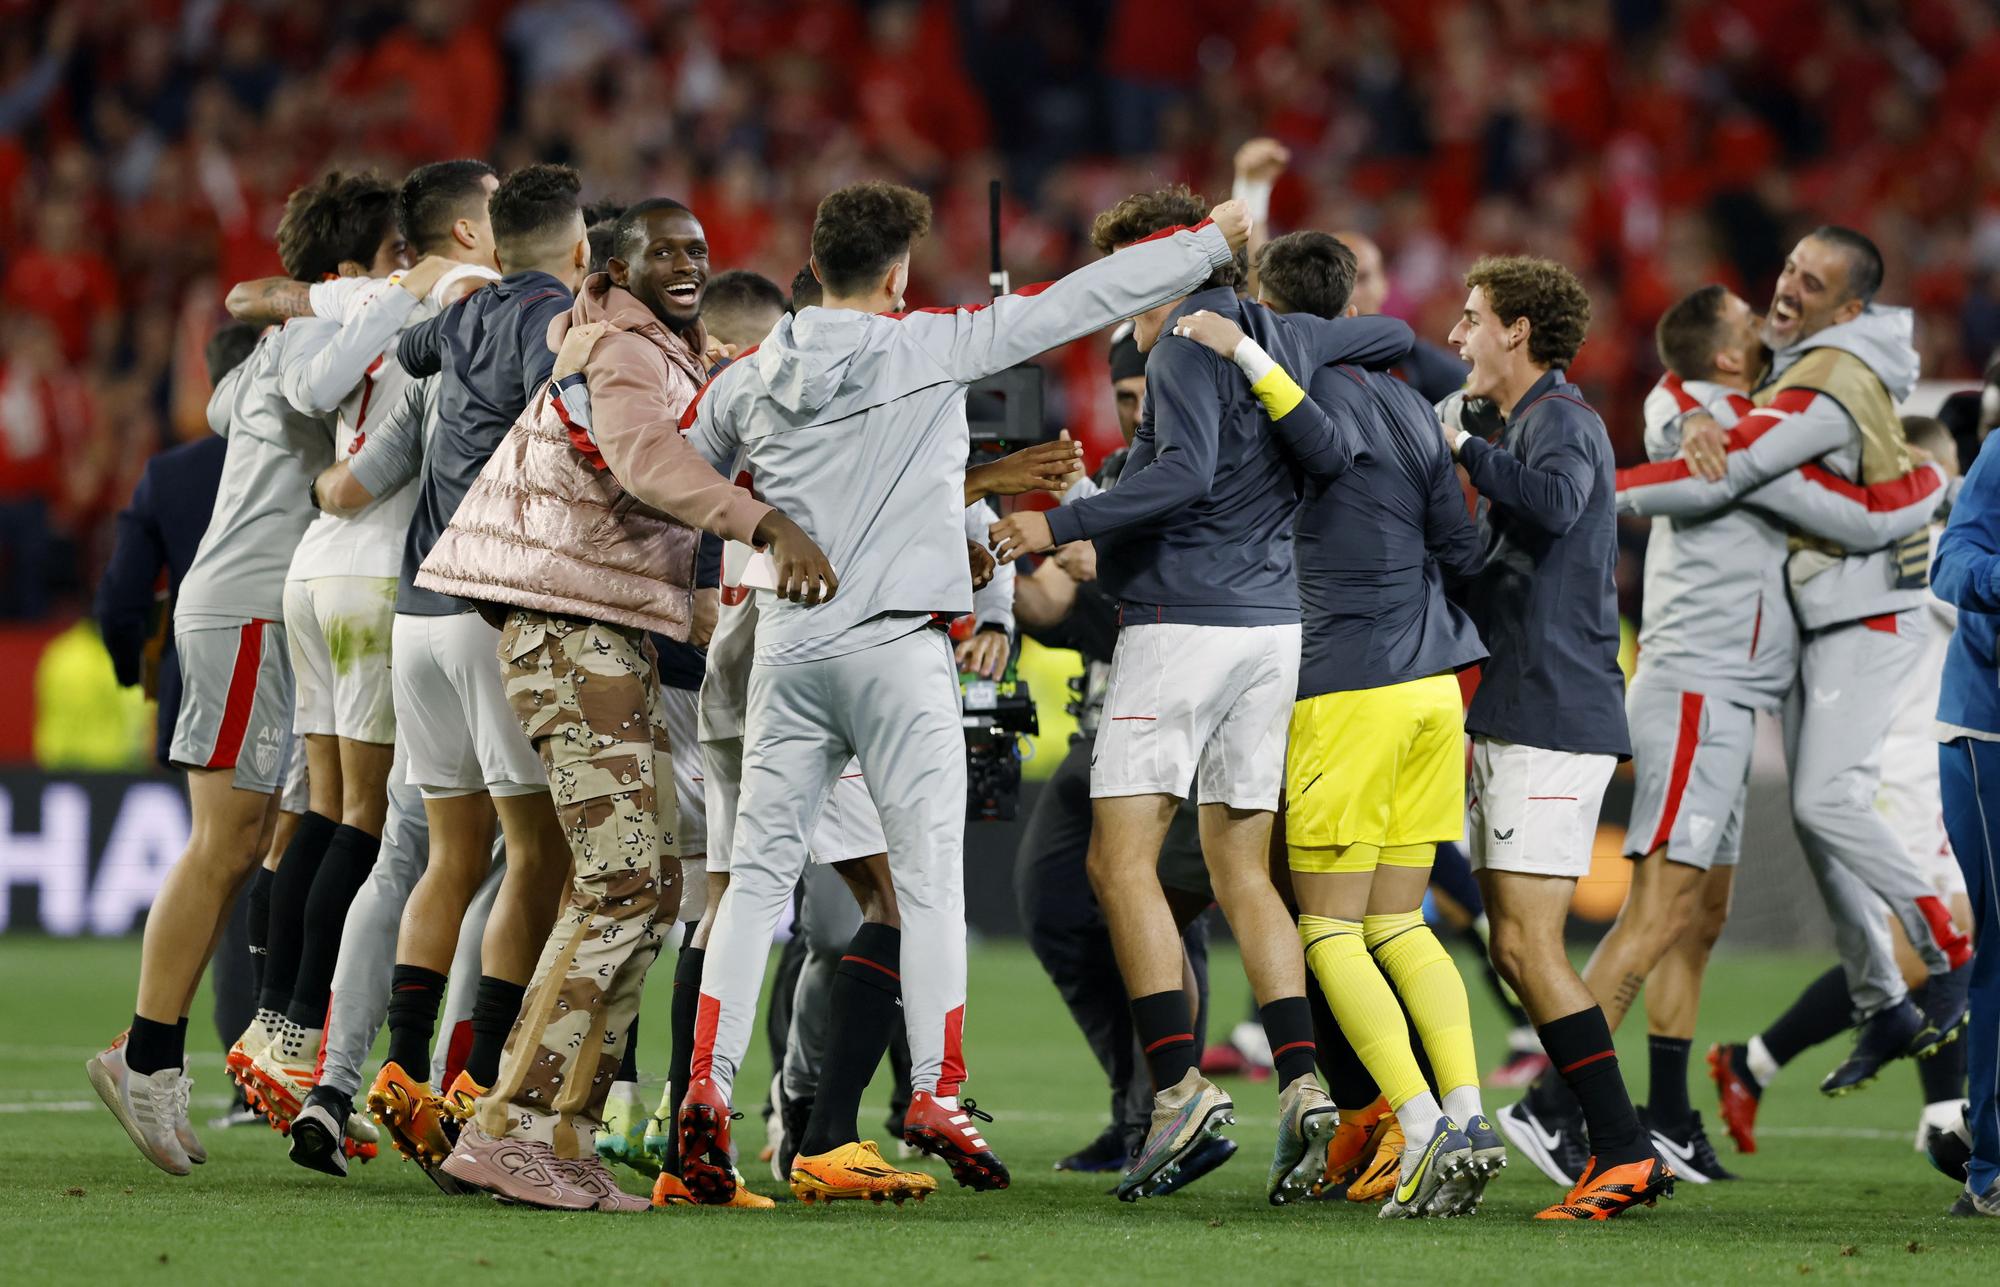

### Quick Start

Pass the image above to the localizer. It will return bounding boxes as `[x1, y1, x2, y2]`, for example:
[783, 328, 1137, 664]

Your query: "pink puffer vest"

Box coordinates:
[415, 377, 699, 640]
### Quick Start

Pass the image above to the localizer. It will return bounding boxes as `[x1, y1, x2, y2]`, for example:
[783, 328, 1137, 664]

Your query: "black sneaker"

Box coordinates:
[1820, 999, 1924, 1096]
[1641, 1105, 1738, 1183]
[777, 1093, 813, 1180]
[1925, 1105, 1973, 1185]
[1496, 1098, 1589, 1188]
[1910, 962, 1971, 1057]
[288, 1085, 353, 1178]
[1055, 1121, 1131, 1173]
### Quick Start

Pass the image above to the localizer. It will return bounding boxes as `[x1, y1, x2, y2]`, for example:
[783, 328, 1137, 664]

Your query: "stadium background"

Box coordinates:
[0, 0, 1995, 946]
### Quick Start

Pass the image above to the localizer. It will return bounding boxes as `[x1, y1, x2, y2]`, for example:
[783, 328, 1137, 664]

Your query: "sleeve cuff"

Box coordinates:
[346, 454, 392, 498]
[722, 491, 776, 546]
[1045, 503, 1086, 546]
[1193, 222, 1233, 270]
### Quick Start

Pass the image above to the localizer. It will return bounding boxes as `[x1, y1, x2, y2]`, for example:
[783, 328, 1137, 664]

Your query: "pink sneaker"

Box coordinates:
[555, 1155, 652, 1212]
[440, 1124, 596, 1210]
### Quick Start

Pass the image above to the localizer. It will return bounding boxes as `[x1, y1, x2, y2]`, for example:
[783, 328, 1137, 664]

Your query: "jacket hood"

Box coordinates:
[549, 272, 707, 388]
[753, 306, 871, 416]
[1773, 304, 1920, 403]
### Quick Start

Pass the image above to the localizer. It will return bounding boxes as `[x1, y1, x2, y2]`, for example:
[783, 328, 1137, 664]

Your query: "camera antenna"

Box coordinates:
[988, 179, 1009, 298]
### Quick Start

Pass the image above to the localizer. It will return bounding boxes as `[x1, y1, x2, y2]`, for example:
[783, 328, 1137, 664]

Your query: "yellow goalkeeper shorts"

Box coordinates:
[1284, 674, 1465, 857]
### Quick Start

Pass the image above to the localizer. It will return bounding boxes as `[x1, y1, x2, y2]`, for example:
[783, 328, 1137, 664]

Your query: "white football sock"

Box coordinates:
[1443, 1085, 1482, 1125]
[1746, 1036, 1780, 1088]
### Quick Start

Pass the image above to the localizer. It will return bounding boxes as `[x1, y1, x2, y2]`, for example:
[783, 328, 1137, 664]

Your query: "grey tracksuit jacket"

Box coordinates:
[1630, 373, 1944, 711]
[1616, 308, 1944, 632]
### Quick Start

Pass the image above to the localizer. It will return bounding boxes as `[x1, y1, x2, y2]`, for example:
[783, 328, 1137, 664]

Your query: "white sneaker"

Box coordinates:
[87, 1034, 193, 1176]
[1918, 1098, 1970, 1152]
[174, 1074, 206, 1164]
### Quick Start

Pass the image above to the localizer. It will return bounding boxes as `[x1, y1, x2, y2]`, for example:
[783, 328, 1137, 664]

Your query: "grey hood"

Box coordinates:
[1771, 304, 1920, 402]
[754, 307, 873, 418]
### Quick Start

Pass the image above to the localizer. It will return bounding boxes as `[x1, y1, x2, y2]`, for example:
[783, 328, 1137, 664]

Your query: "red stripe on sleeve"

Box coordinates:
[1795, 461, 1942, 511]
[1659, 373, 1699, 413]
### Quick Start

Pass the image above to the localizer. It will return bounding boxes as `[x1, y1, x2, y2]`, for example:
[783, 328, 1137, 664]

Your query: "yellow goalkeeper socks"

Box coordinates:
[1298, 913, 1432, 1117]
[1365, 909, 1480, 1118]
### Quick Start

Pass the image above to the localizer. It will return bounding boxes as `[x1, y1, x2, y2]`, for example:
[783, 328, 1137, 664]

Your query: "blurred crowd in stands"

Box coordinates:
[3, 0, 1999, 624]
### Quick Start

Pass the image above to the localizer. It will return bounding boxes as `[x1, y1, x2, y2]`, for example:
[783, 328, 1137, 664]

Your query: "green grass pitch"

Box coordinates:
[0, 936, 1989, 1284]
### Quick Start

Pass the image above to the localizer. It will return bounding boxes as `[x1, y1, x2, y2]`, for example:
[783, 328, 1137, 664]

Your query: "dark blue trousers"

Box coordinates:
[1939, 737, 2000, 1194]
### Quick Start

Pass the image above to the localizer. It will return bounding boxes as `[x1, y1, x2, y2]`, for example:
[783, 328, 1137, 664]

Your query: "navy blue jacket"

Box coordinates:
[1042, 288, 1411, 626]
[1458, 369, 1629, 758]
[396, 270, 573, 616]
[1287, 363, 1485, 697]
[1933, 440, 2000, 735]
[94, 434, 227, 767]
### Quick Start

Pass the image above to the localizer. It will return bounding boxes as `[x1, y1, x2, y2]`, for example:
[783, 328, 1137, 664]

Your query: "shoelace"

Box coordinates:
[173, 1075, 195, 1124]
[959, 1099, 994, 1125]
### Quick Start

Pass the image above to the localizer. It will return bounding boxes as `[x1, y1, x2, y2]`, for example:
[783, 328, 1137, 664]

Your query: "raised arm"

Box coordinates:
[1275, 311, 1415, 372]
[1741, 461, 1946, 551]
[1931, 444, 2000, 614]
[397, 311, 446, 380]
[1456, 407, 1598, 536]
[898, 205, 1246, 385]
[1615, 388, 1851, 517]
[1171, 309, 1356, 481]
[225, 276, 316, 325]
[280, 285, 420, 415]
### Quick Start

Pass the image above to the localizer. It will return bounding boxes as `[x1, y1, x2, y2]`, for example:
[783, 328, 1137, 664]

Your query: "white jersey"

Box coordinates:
[284, 267, 497, 581]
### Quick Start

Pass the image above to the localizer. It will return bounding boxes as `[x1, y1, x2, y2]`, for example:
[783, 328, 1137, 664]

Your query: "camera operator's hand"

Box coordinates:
[968, 539, 996, 590]
[1207, 199, 1252, 254]
[1679, 411, 1728, 482]
[966, 435, 1085, 504]
[956, 628, 1010, 679]
[988, 509, 1054, 565]
[754, 510, 838, 605]
[1052, 540, 1097, 583]
[1171, 310, 1246, 356]
[691, 587, 719, 647]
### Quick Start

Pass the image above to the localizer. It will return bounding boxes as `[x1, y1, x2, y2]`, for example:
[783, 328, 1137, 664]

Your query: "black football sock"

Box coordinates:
[1760, 965, 1853, 1066]
[797, 923, 901, 1157]
[1525, 1063, 1584, 1118]
[126, 1015, 184, 1076]
[246, 866, 275, 1002]
[1309, 980, 1382, 1109]
[617, 1014, 641, 1083]
[1130, 990, 1199, 1092]
[665, 941, 704, 1175]
[1259, 996, 1318, 1087]
[384, 964, 447, 1081]
[257, 810, 338, 1014]
[284, 824, 381, 1029]
[465, 976, 527, 1088]
[1647, 1035, 1693, 1127]
[1540, 1006, 1648, 1165]
[1918, 1031, 1967, 1104]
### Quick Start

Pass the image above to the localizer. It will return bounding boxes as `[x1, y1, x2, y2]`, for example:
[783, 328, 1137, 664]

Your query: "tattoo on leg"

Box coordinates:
[1612, 971, 1644, 1014]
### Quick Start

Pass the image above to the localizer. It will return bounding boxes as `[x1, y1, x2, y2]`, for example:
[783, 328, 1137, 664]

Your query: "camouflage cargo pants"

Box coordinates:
[477, 610, 679, 1156]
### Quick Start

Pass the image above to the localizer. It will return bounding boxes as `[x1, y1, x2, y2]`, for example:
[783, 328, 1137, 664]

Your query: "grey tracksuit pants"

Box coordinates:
[1787, 611, 1960, 1015]
[319, 752, 503, 1098]
[696, 626, 968, 1101]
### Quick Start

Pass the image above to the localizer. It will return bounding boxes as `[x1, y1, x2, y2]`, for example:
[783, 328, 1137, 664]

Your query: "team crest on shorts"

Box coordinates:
[254, 727, 284, 778]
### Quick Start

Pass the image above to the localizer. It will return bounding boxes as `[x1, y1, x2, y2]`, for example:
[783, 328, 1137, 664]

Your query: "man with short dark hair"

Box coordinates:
[1618, 229, 1972, 1111]
[1435, 254, 1663, 1219]
[360, 163, 592, 1189]
[679, 180, 1253, 1208]
[989, 186, 1414, 1206]
[88, 172, 406, 1177]
[701, 269, 789, 364]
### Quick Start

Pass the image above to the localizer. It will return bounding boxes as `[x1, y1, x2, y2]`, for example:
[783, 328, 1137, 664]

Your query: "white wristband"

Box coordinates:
[1452, 429, 1471, 456]
[1231, 335, 1278, 384]
[1231, 176, 1273, 231]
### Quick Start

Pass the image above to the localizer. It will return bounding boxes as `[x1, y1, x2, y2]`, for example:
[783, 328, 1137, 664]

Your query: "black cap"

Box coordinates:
[1108, 329, 1146, 382]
